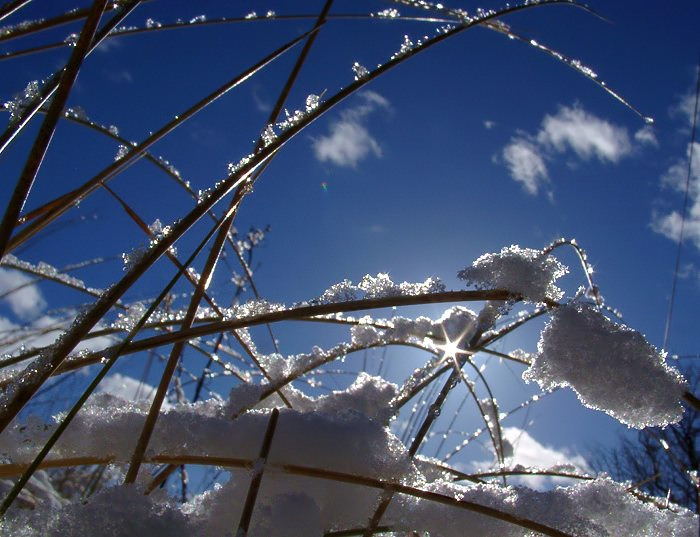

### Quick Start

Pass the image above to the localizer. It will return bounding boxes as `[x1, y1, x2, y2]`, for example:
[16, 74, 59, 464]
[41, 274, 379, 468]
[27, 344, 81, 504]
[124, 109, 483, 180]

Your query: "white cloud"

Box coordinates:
[97, 373, 172, 409]
[107, 69, 133, 84]
[312, 91, 389, 168]
[501, 138, 549, 195]
[537, 105, 632, 162]
[672, 91, 699, 129]
[484, 120, 497, 130]
[651, 142, 700, 250]
[497, 104, 647, 196]
[97, 37, 122, 53]
[252, 87, 271, 113]
[0, 312, 114, 357]
[472, 426, 590, 490]
[0, 268, 45, 320]
[634, 125, 658, 146]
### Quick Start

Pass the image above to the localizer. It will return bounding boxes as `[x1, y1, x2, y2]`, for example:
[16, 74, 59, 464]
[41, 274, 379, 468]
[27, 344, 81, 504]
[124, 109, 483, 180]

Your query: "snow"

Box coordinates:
[523, 303, 688, 428]
[313, 273, 444, 304]
[1, 395, 696, 537]
[459, 245, 568, 303]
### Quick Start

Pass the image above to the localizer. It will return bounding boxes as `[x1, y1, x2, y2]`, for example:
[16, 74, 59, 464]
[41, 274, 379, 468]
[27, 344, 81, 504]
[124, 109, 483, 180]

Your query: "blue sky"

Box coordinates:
[0, 0, 699, 489]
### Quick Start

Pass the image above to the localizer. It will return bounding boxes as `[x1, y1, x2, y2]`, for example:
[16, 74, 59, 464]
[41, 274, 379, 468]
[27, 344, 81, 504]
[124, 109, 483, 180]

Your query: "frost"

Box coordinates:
[312, 273, 443, 304]
[114, 144, 129, 161]
[261, 124, 276, 146]
[1, 254, 103, 296]
[524, 303, 688, 428]
[350, 306, 476, 352]
[458, 245, 568, 303]
[63, 33, 78, 47]
[352, 62, 369, 80]
[305, 93, 320, 112]
[4, 80, 42, 124]
[373, 8, 400, 18]
[0, 19, 45, 38]
[391, 35, 415, 60]
[244, 11, 257, 19]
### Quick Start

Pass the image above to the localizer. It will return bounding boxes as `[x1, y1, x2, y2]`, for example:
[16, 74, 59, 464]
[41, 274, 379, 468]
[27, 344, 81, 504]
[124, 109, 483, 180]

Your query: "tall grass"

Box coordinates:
[0, 1, 696, 535]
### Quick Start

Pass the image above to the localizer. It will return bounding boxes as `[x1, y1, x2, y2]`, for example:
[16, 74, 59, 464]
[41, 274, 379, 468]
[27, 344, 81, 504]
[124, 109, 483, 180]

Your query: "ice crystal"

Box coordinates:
[114, 144, 129, 161]
[121, 247, 147, 272]
[276, 108, 305, 131]
[4, 80, 42, 123]
[305, 93, 320, 112]
[524, 303, 687, 428]
[374, 8, 400, 18]
[1, 254, 103, 296]
[65, 106, 87, 121]
[391, 35, 415, 60]
[352, 62, 369, 80]
[63, 33, 78, 47]
[261, 124, 276, 146]
[0, 19, 44, 38]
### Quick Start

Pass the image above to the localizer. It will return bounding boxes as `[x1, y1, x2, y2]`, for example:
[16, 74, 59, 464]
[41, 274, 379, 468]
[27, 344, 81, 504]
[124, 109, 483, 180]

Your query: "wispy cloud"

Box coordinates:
[97, 38, 122, 53]
[107, 69, 133, 84]
[252, 86, 271, 113]
[0, 268, 45, 320]
[536, 105, 632, 162]
[672, 90, 700, 129]
[501, 137, 549, 195]
[0, 268, 114, 355]
[484, 120, 497, 130]
[312, 91, 390, 168]
[634, 125, 658, 147]
[498, 104, 642, 195]
[651, 141, 700, 249]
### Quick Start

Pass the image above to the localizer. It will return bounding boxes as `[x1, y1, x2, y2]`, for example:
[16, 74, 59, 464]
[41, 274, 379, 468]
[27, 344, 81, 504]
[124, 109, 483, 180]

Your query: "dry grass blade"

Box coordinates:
[0, 0, 692, 533]
[235, 408, 280, 535]
[0, 455, 574, 536]
[7, 27, 317, 250]
[0, 0, 32, 22]
[0, 0, 109, 258]
[0, 0, 140, 155]
[0, 13, 454, 62]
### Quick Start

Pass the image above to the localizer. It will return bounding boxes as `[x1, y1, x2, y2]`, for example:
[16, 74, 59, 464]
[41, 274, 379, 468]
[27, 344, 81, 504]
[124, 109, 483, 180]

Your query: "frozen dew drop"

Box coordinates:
[64, 33, 78, 46]
[261, 124, 277, 146]
[374, 8, 400, 18]
[352, 62, 369, 80]
[400, 34, 414, 55]
[114, 144, 129, 161]
[305, 94, 320, 112]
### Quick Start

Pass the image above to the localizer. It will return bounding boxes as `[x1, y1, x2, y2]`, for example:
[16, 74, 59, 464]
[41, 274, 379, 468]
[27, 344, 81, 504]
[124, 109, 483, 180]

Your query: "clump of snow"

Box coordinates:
[524, 303, 687, 428]
[349, 306, 477, 351]
[459, 245, 568, 303]
[312, 273, 444, 304]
